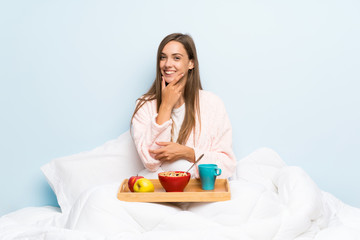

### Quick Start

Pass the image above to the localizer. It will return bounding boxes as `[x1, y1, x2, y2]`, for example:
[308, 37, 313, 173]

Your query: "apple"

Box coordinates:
[133, 178, 155, 192]
[128, 175, 144, 192]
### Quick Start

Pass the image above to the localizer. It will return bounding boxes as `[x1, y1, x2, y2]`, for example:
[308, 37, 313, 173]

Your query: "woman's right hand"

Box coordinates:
[161, 73, 185, 109]
[156, 73, 185, 125]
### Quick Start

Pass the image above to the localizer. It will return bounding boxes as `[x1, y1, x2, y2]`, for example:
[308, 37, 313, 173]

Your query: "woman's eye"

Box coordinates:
[174, 56, 180, 60]
[160, 56, 166, 60]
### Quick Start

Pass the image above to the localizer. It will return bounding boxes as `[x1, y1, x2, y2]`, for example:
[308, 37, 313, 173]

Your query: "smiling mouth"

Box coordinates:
[164, 70, 175, 75]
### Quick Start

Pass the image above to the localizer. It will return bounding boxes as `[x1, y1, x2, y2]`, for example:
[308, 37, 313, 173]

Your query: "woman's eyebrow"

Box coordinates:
[161, 52, 184, 56]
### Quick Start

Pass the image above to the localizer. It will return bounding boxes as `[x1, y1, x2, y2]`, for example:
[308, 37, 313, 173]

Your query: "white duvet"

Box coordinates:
[1, 148, 360, 240]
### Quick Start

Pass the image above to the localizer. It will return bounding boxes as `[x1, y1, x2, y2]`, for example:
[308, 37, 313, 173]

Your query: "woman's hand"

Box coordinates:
[156, 74, 185, 125]
[161, 73, 185, 109]
[149, 142, 195, 163]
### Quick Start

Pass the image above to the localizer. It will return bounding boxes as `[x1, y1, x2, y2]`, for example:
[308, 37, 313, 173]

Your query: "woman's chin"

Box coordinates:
[164, 78, 175, 84]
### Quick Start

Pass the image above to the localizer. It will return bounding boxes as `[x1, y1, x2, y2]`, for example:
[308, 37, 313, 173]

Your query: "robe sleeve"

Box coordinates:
[193, 96, 237, 179]
[131, 100, 172, 171]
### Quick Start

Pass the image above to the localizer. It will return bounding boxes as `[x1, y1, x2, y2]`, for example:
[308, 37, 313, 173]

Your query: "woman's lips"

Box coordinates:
[164, 70, 176, 75]
[162, 70, 178, 83]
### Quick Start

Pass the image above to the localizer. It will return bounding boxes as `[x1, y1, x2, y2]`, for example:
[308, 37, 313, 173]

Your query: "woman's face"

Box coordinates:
[159, 41, 194, 84]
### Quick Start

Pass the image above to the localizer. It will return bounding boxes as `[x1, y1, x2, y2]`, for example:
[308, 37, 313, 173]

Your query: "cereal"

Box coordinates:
[159, 171, 188, 177]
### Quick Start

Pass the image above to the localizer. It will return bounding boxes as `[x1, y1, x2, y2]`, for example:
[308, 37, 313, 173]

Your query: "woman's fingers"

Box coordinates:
[176, 80, 186, 93]
[149, 149, 168, 161]
[149, 143, 167, 157]
[160, 73, 184, 109]
[157, 154, 169, 161]
[161, 76, 166, 90]
[149, 148, 162, 155]
[156, 142, 169, 146]
[149, 142, 175, 161]
[168, 73, 185, 86]
[149, 142, 168, 155]
[150, 142, 194, 162]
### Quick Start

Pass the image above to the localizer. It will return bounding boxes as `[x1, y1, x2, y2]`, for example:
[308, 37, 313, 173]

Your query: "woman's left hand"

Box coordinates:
[149, 142, 195, 163]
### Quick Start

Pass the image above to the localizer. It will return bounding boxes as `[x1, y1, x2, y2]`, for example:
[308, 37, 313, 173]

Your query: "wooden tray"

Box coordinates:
[117, 179, 231, 202]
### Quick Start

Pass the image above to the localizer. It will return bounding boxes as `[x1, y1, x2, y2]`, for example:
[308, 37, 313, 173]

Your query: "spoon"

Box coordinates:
[186, 154, 204, 173]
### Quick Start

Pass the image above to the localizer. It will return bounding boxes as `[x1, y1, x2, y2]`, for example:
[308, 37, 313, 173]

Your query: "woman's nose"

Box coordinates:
[164, 59, 173, 67]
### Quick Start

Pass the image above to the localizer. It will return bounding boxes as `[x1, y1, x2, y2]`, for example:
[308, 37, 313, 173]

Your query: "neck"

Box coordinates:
[174, 97, 185, 109]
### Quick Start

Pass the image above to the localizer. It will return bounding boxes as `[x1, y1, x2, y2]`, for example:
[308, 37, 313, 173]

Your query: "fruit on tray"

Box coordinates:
[128, 175, 144, 192]
[133, 178, 155, 192]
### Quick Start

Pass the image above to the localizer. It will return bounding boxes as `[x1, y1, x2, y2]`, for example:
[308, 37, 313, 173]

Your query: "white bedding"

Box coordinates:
[1, 144, 360, 239]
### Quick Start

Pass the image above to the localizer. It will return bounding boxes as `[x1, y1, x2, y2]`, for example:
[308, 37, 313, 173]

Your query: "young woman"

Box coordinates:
[131, 33, 237, 179]
[66, 33, 237, 235]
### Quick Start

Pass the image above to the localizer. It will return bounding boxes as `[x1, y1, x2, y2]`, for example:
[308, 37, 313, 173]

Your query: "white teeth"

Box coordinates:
[165, 71, 175, 74]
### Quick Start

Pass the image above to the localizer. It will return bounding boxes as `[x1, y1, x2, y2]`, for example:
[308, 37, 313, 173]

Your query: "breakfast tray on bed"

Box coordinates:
[117, 179, 231, 202]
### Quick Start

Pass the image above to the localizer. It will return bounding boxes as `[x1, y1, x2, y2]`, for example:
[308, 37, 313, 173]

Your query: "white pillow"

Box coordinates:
[41, 130, 145, 213]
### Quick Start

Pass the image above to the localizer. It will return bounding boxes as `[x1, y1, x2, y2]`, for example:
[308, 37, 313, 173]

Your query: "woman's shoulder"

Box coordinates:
[136, 94, 156, 104]
[198, 90, 228, 123]
[135, 95, 157, 111]
[199, 90, 225, 106]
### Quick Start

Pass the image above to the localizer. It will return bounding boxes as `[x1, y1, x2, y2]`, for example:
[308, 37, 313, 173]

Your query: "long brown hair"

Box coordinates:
[131, 33, 202, 144]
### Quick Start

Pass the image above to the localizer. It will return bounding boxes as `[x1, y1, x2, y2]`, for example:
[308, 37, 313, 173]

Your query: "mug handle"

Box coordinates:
[215, 168, 222, 176]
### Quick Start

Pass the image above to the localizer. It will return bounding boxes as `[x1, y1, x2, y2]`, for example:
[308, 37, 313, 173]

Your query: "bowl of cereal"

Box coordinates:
[158, 171, 191, 192]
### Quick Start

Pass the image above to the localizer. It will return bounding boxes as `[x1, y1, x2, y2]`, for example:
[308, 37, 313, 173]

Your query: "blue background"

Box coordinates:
[1, 0, 359, 216]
